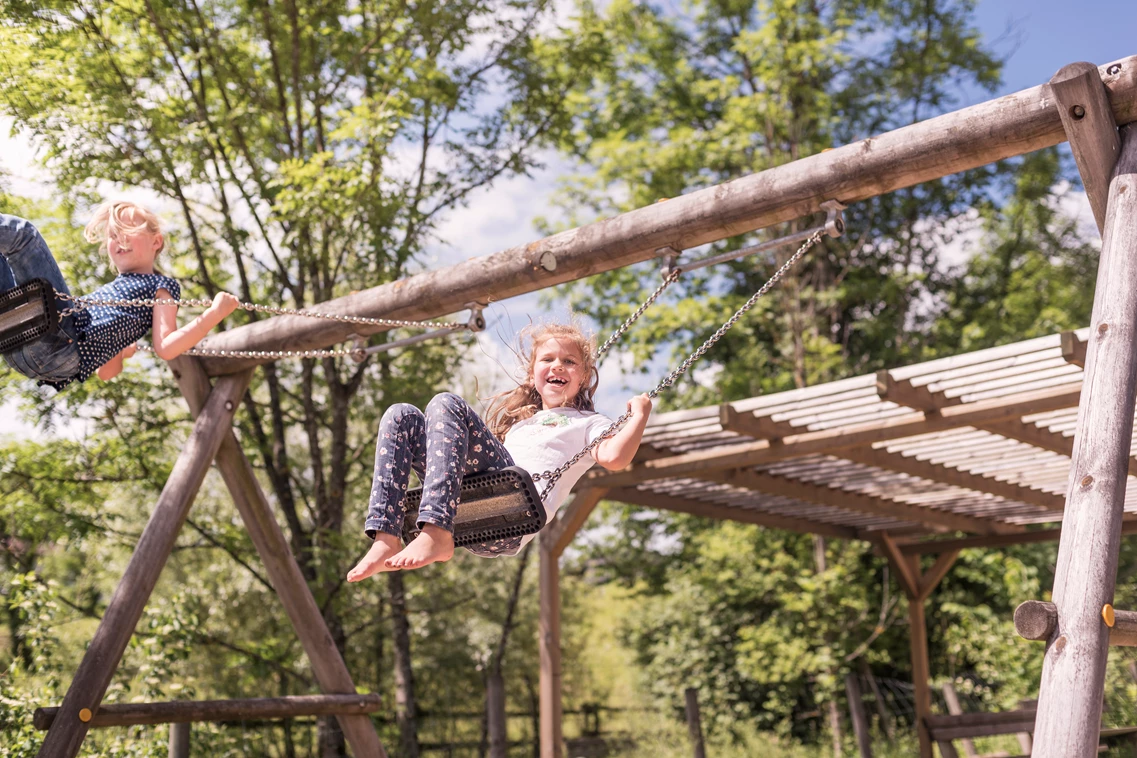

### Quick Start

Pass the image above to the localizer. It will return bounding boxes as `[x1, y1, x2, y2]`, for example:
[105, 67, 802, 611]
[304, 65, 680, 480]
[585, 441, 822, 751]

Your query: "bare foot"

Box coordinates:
[347, 533, 403, 582]
[384, 524, 454, 571]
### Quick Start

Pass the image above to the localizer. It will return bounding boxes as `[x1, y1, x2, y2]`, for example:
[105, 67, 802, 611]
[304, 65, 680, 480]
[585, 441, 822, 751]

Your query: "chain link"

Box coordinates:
[533, 230, 824, 500]
[595, 268, 682, 361]
[57, 292, 471, 360]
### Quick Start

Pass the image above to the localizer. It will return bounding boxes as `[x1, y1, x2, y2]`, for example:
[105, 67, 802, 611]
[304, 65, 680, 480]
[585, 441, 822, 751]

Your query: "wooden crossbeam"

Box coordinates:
[545, 488, 608, 557]
[721, 403, 1064, 513]
[197, 57, 1137, 376]
[605, 486, 861, 540]
[704, 469, 1013, 535]
[592, 384, 1080, 487]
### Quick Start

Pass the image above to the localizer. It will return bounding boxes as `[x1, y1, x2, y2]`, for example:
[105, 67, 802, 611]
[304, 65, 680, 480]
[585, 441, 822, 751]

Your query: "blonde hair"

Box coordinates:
[84, 201, 165, 254]
[484, 322, 600, 440]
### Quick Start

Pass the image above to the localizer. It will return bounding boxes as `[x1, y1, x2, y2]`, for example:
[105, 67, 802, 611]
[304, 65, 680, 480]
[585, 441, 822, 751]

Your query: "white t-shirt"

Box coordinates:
[503, 407, 615, 544]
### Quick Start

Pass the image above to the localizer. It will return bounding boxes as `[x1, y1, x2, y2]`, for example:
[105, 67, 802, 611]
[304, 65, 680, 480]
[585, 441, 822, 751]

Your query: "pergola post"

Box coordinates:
[537, 489, 607, 758]
[35, 371, 252, 758]
[880, 534, 960, 758]
[538, 536, 563, 758]
[1031, 110, 1137, 756]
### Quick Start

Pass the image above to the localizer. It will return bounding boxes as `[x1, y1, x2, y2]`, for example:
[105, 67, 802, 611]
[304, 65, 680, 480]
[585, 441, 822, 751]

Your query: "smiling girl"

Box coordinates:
[0, 202, 239, 390]
[347, 322, 651, 578]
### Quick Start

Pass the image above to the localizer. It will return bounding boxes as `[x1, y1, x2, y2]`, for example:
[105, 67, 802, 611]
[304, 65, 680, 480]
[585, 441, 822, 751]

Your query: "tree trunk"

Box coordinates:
[389, 571, 421, 758]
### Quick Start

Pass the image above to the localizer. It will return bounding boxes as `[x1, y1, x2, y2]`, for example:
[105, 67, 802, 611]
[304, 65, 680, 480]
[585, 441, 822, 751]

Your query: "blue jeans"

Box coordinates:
[365, 393, 524, 556]
[0, 214, 81, 382]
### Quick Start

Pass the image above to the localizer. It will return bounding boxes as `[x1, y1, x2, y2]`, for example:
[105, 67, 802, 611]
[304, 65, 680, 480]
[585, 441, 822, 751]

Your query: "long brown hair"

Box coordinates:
[484, 322, 599, 440]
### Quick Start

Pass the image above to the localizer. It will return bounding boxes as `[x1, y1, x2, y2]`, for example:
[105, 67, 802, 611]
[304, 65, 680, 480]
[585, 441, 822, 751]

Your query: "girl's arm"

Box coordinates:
[593, 394, 653, 471]
[97, 345, 137, 381]
[151, 289, 240, 361]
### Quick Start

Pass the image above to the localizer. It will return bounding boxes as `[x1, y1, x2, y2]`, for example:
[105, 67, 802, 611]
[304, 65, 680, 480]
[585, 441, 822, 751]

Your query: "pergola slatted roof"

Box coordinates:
[587, 328, 1137, 542]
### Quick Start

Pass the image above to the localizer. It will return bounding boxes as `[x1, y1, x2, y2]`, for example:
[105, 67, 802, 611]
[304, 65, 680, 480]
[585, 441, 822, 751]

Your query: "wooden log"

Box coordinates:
[34, 372, 252, 758]
[898, 519, 1137, 554]
[547, 488, 608, 557]
[684, 688, 707, 758]
[34, 695, 382, 730]
[538, 537, 563, 758]
[844, 674, 873, 758]
[168, 356, 387, 758]
[941, 683, 978, 758]
[168, 723, 189, 758]
[197, 57, 1137, 376]
[1014, 600, 1137, 646]
[1050, 62, 1122, 235]
[1032, 123, 1137, 758]
[486, 673, 508, 758]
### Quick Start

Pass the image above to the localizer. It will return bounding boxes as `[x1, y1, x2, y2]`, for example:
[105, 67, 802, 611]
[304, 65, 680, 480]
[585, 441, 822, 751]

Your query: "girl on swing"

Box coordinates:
[0, 203, 239, 390]
[348, 322, 652, 577]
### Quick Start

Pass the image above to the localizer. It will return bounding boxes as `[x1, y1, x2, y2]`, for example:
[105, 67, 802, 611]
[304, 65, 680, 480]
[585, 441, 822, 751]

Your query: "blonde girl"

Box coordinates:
[0, 203, 239, 390]
[348, 323, 651, 577]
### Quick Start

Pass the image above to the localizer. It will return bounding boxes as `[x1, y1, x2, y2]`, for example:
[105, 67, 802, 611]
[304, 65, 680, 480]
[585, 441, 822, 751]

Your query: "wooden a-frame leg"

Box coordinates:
[36, 371, 253, 758]
[172, 357, 386, 758]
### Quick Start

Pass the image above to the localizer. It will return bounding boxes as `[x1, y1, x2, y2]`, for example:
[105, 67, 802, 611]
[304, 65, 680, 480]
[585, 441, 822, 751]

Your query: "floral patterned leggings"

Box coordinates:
[364, 392, 524, 557]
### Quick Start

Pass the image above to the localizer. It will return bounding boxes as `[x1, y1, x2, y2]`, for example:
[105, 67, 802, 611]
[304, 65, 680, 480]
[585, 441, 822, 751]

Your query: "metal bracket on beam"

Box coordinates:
[349, 304, 486, 363]
[662, 201, 847, 276]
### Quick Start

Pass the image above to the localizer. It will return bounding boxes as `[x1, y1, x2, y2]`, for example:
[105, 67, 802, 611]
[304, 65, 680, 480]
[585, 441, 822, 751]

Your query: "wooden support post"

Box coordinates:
[487, 672, 507, 758]
[1050, 62, 1122, 235]
[1032, 124, 1137, 758]
[878, 533, 960, 758]
[168, 723, 190, 758]
[908, 593, 933, 758]
[34, 694, 383, 730]
[684, 688, 707, 758]
[169, 356, 386, 758]
[538, 535, 562, 758]
[941, 683, 977, 758]
[35, 372, 252, 758]
[844, 674, 873, 758]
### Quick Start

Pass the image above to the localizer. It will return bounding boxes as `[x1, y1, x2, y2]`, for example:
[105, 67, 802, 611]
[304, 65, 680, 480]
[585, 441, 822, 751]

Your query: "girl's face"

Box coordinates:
[531, 336, 586, 410]
[106, 227, 162, 275]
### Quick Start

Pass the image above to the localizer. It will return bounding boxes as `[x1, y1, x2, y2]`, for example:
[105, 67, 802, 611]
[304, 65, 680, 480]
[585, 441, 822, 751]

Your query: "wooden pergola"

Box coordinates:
[33, 56, 1137, 758]
[540, 327, 1130, 757]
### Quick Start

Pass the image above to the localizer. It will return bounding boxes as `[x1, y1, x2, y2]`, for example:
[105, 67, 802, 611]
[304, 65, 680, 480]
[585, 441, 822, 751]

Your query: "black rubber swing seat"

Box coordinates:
[401, 466, 547, 548]
[0, 279, 58, 353]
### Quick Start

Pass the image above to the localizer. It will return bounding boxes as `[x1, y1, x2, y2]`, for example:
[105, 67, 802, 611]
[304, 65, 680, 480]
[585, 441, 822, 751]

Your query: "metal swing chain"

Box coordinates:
[532, 229, 825, 500]
[55, 292, 472, 360]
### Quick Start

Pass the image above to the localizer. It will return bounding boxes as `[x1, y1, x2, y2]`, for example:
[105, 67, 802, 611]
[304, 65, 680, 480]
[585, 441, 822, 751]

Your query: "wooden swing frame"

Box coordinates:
[31, 55, 1137, 758]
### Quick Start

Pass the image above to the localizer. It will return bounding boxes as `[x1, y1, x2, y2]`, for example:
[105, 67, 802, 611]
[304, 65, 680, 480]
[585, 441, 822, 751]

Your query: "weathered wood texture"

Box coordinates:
[198, 58, 1137, 376]
[1032, 124, 1137, 758]
[168, 723, 190, 758]
[844, 675, 873, 758]
[1015, 600, 1137, 646]
[34, 372, 252, 758]
[538, 537, 563, 758]
[684, 688, 707, 758]
[169, 356, 387, 758]
[34, 694, 382, 730]
[1050, 62, 1123, 234]
[909, 595, 933, 758]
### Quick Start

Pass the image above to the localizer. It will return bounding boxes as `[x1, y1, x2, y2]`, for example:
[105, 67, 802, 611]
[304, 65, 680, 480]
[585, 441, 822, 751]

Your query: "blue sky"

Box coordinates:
[1, 1, 1134, 437]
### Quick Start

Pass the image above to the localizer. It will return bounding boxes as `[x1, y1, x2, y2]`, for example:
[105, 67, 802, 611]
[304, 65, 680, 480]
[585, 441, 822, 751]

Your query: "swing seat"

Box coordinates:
[0, 279, 58, 353]
[401, 466, 547, 548]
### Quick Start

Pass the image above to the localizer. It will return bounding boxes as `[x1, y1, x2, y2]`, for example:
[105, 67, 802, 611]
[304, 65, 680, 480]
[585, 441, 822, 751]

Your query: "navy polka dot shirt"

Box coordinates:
[43, 272, 181, 391]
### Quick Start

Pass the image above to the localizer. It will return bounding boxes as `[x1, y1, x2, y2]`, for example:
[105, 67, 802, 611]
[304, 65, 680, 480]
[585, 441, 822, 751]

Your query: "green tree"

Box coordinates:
[0, 1, 584, 754]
